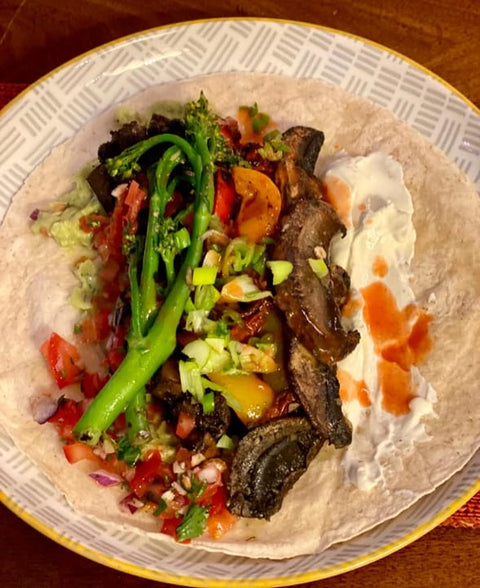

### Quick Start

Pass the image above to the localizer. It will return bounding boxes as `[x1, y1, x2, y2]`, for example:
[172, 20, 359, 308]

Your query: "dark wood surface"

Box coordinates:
[0, 0, 479, 106]
[0, 2, 479, 586]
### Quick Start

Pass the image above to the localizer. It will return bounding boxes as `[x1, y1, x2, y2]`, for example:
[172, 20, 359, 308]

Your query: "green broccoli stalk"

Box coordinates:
[74, 93, 233, 446]
[139, 144, 186, 331]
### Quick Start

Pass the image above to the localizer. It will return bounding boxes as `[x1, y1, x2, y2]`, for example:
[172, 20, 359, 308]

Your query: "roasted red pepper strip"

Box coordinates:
[213, 169, 236, 223]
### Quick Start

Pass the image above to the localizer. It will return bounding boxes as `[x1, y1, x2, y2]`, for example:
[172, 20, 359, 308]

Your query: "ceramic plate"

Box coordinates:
[0, 18, 479, 587]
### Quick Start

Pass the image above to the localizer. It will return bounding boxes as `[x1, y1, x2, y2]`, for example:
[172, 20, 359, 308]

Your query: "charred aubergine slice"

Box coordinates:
[228, 417, 324, 519]
[288, 338, 352, 448]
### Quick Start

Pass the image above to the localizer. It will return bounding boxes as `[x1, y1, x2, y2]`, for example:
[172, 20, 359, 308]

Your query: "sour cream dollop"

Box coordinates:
[320, 152, 437, 491]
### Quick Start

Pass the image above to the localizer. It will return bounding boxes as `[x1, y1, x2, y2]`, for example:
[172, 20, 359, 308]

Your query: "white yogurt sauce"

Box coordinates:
[321, 152, 437, 490]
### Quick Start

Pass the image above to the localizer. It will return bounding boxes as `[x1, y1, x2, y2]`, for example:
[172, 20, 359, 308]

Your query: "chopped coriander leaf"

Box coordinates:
[188, 475, 206, 500]
[239, 102, 259, 117]
[153, 499, 167, 516]
[176, 503, 209, 542]
[251, 111, 270, 134]
[116, 436, 141, 466]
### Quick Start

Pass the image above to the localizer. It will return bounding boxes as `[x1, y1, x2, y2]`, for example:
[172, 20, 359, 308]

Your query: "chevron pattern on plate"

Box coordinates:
[0, 19, 479, 586]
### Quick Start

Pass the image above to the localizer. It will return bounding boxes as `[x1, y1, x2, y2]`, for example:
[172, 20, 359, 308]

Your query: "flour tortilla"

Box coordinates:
[0, 73, 479, 559]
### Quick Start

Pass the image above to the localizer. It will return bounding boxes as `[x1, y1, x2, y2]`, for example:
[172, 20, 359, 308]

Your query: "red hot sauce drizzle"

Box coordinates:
[360, 279, 432, 416]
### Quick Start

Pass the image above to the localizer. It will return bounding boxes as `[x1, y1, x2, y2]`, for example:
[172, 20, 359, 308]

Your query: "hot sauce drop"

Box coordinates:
[361, 280, 432, 416]
[322, 175, 352, 228]
[372, 255, 389, 278]
[338, 369, 372, 408]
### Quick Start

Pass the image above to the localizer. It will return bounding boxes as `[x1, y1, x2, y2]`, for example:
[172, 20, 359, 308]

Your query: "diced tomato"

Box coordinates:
[99, 258, 121, 284]
[103, 453, 129, 477]
[78, 213, 109, 234]
[175, 411, 196, 440]
[63, 442, 99, 464]
[230, 300, 270, 342]
[81, 371, 109, 398]
[182, 209, 194, 233]
[130, 451, 161, 498]
[145, 401, 164, 426]
[164, 190, 183, 217]
[213, 169, 237, 223]
[105, 348, 126, 373]
[111, 412, 127, 435]
[124, 180, 147, 234]
[175, 447, 193, 468]
[110, 189, 128, 245]
[219, 117, 240, 147]
[77, 309, 111, 344]
[48, 398, 84, 441]
[104, 323, 128, 372]
[129, 450, 174, 498]
[160, 516, 182, 539]
[206, 485, 237, 539]
[40, 332, 83, 389]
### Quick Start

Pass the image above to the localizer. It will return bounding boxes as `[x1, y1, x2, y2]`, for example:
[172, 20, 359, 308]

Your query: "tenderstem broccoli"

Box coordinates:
[74, 93, 234, 446]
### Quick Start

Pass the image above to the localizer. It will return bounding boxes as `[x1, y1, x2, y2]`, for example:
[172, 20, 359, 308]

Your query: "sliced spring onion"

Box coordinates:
[266, 260, 293, 285]
[220, 274, 272, 302]
[194, 284, 220, 311]
[192, 265, 218, 286]
[216, 434, 235, 450]
[308, 257, 329, 279]
[174, 226, 191, 250]
[179, 360, 204, 402]
[202, 391, 215, 414]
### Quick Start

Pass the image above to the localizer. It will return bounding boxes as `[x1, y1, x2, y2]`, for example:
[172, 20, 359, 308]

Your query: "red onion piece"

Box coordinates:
[29, 208, 40, 221]
[196, 462, 221, 485]
[89, 469, 122, 487]
[30, 394, 58, 424]
[120, 493, 144, 514]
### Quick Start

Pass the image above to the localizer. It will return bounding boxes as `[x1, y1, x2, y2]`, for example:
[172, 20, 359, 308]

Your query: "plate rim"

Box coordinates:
[1, 17, 478, 118]
[1, 16, 478, 585]
[2, 475, 479, 587]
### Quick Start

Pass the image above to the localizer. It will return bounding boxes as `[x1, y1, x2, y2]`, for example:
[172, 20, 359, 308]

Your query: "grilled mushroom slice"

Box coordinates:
[282, 126, 325, 173]
[275, 126, 325, 207]
[273, 196, 359, 365]
[288, 338, 352, 448]
[228, 417, 324, 519]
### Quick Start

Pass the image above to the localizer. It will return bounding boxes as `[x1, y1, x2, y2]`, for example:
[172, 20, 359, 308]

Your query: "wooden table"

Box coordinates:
[0, 2, 479, 587]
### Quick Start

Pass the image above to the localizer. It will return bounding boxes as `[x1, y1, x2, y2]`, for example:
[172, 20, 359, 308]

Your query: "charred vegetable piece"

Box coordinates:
[98, 121, 148, 162]
[273, 196, 359, 364]
[288, 339, 352, 448]
[167, 392, 231, 450]
[86, 164, 117, 213]
[274, 126, 325, 207]
[281, 126, 325, 173]
[228, 417, 324, 519]
[147, 113, 185, 138]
